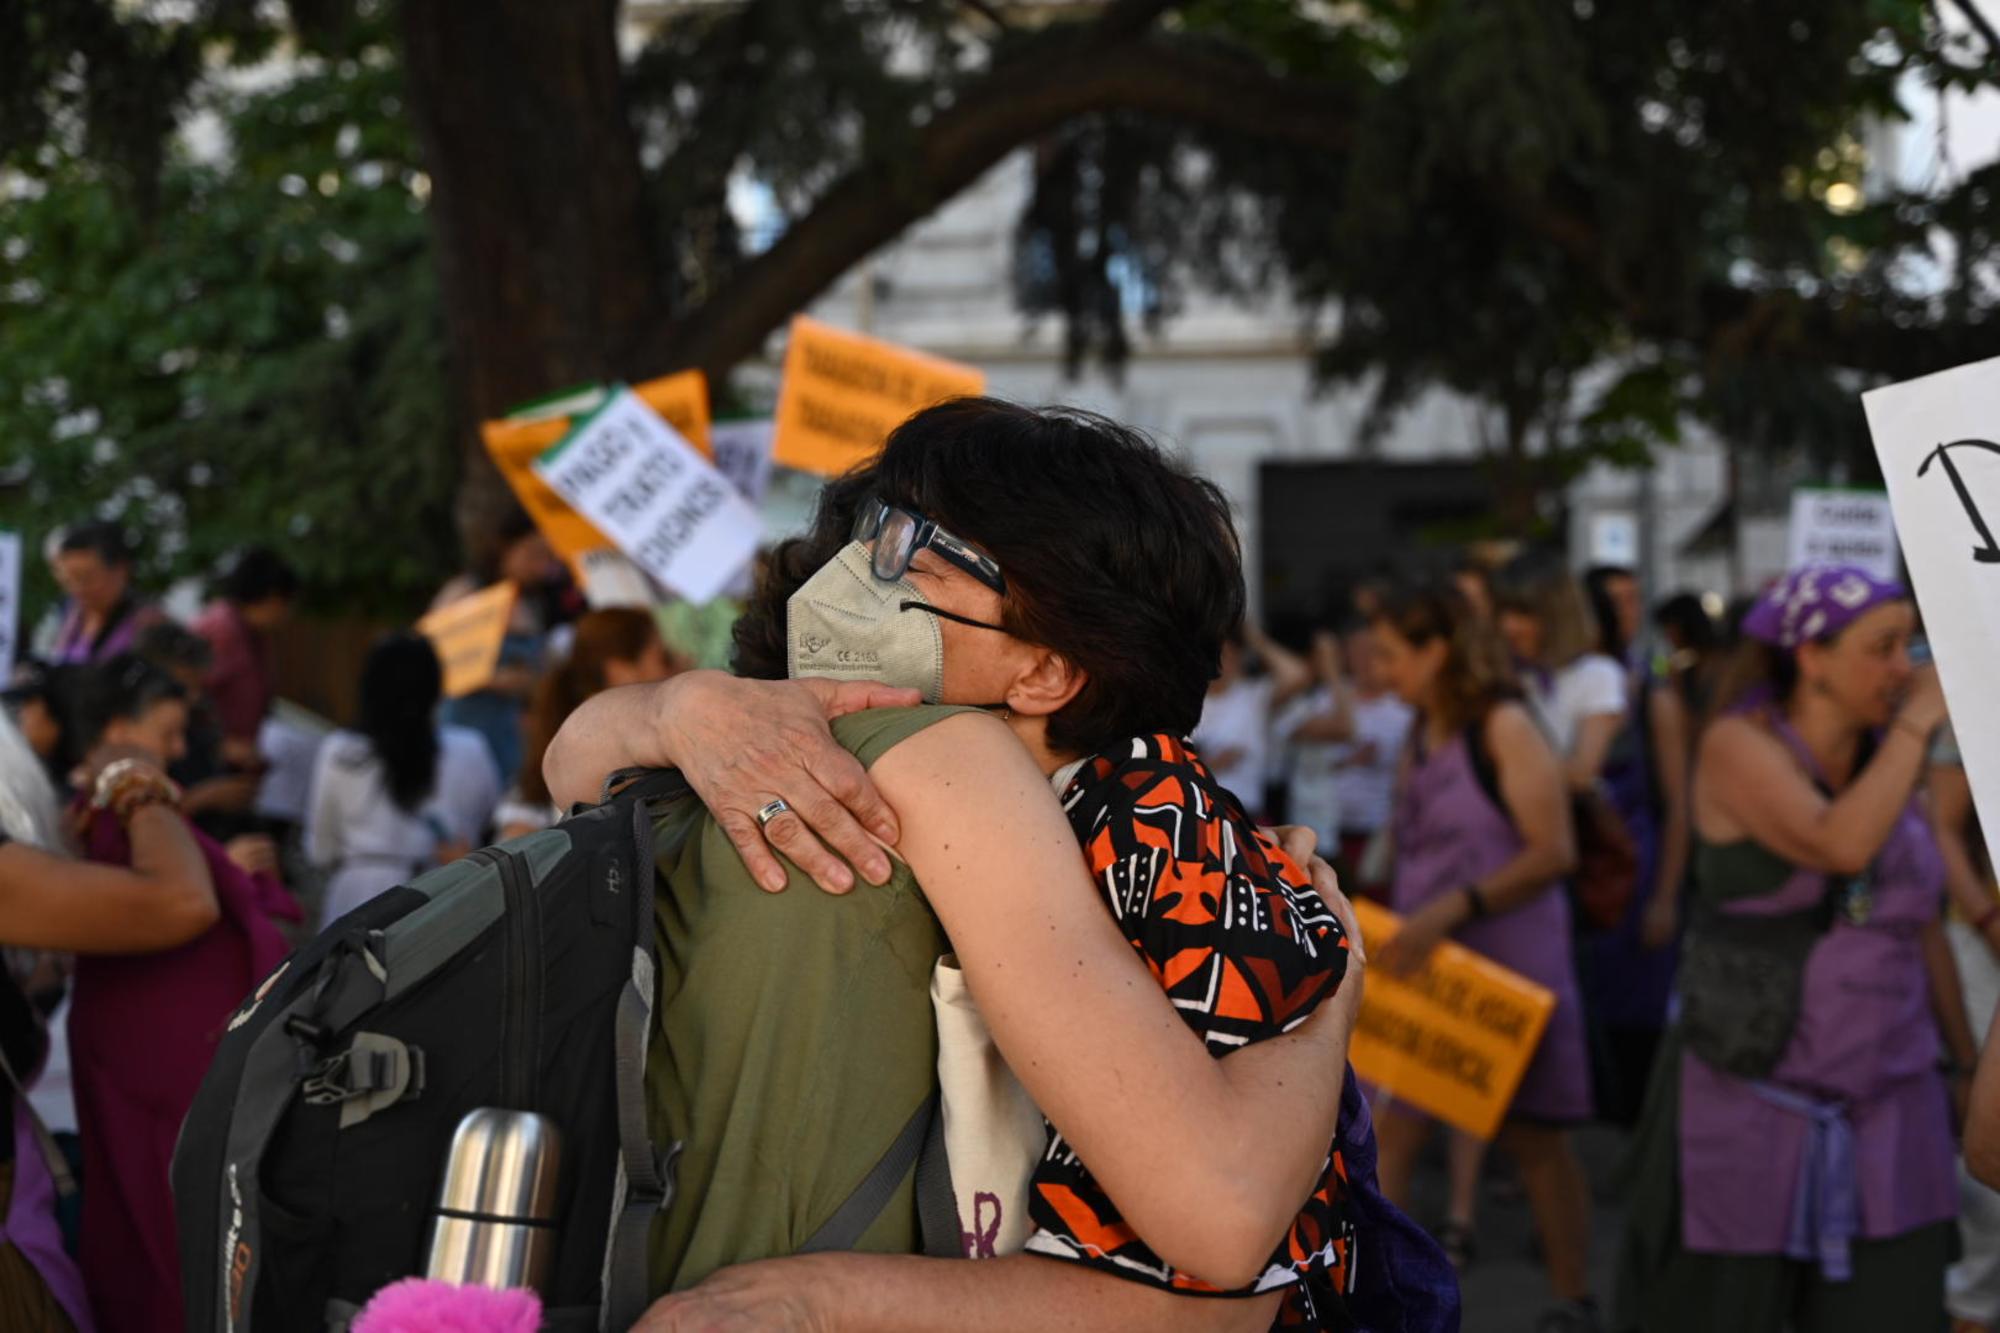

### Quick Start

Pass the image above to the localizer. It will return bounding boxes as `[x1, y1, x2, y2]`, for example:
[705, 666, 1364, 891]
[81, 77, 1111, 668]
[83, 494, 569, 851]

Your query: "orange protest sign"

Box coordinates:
[480, 371, 714, 569]
[416, 582, 518, 699]
[482, 416, 611, 567]
[771, 316, 986, 475]
[1347, 898, 1556, 1141]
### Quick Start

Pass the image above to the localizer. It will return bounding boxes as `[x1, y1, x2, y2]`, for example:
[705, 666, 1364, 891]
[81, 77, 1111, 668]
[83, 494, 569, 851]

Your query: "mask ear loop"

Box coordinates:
[900, 601, 1016, 713]
[900, 601, 1012, 635]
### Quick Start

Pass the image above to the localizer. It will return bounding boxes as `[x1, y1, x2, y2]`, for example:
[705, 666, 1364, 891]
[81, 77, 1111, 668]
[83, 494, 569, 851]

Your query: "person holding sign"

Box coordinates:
[1363, 579, 1597, 1331]
[1617, 565, 1975, 1333]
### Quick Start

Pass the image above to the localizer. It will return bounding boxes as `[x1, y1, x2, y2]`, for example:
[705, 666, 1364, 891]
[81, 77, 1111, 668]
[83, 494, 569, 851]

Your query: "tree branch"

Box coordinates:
[636, 31, 1354, 378]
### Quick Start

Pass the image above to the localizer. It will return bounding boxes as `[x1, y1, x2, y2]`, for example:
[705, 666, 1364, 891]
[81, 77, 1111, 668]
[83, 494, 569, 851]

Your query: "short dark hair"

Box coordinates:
[216, 546, 300, 605]
[733, 398, 1245, 754]
[71, 653, 188, 751]
[137, 622, 215, 675]
[58, 520, 134, 567]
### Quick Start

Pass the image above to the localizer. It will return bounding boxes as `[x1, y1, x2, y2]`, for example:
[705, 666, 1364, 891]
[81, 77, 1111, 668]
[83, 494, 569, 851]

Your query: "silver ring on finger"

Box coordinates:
[754, 797, 793, 830]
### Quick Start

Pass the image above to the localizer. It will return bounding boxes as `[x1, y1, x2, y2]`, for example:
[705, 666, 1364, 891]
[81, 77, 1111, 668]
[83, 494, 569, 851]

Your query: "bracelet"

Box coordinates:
[113, 785, 180, 823]
[1462, 884, 1489, 921]
[92, 760, 181, 819]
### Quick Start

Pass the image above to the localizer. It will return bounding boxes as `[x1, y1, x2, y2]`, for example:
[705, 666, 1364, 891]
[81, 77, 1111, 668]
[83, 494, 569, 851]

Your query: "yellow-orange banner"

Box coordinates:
[770, 316, 986, 476]
[1348, 898, 1556, 1141]
[416, 581, 519, 699]
[480, 371, 713, 568]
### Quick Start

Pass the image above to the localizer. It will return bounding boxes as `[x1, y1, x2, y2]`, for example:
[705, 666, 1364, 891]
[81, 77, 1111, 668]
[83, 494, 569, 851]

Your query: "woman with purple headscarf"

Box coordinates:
[1614, 565, 1978, 1332]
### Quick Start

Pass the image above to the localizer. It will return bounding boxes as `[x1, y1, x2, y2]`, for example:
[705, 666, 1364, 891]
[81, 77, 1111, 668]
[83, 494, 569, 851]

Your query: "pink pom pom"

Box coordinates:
[351, 1278, 543, 1333]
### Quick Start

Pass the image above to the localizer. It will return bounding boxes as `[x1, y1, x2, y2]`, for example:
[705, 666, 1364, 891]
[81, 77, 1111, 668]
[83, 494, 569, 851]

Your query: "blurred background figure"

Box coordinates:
[1269, 624, 1356, 851]
[1367, 580, 1597, 1332]
[1617, 566, 1969, 1333]
[1333, 618, 1413, 900]
[307, 633, 500, 927]
[1494, 552, 1629, 799]
[190, 547, 298, 773]
[496, 608, 681, 839]
[431, 509, 567, 787]
[63, 653, 299, 1333]
[1194, 621, 1319, 820]
[45, 524, 161, 669]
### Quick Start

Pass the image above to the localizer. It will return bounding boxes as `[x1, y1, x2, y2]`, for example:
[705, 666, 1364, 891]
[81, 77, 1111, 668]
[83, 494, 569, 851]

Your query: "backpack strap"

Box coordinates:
[912, 1094, 959, 1258]
[600, 782, 689, 1332]
[0, 1041, 74, 1201]
[798, 1091, 956, 1256]
[1464, 716, 1507, 820]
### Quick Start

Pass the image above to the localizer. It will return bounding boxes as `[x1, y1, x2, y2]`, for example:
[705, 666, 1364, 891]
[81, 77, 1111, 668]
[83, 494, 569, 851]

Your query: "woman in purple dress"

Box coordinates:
[1615, 565, 1975, 1332]
[1368, 580, 1598, 1333]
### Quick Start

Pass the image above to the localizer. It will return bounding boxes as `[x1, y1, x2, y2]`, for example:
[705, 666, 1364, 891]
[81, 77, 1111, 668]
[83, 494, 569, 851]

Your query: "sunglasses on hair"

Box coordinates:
[852, 499, 1007, 596]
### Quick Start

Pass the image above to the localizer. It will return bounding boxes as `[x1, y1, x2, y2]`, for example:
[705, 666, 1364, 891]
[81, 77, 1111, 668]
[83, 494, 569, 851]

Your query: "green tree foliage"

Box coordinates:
[3, 0, 1997, 599]
[0, 9, 451, 619]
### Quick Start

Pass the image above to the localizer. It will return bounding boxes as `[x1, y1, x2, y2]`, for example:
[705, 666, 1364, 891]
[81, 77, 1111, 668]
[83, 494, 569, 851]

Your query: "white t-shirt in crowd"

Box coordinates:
[1276, 686, 1344, 848]
[1193, 677, 1275, 816]
[1333, 692, 1415, 835]
[306, 724, 502, 927]
[1526, 653, 1628, 757]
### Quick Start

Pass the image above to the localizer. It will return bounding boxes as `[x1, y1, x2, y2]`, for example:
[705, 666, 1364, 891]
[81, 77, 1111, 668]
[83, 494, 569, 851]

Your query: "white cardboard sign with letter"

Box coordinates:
[535, 387, 761, 605]
[1864, 354, 2000, 837]
[1786, 488, 1900, 582]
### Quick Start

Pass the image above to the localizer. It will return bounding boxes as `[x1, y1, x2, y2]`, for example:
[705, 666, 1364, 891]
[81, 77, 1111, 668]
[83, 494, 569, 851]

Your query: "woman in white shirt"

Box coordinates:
[1494, 553, 1628, 789]
[307, 633, 501, 928]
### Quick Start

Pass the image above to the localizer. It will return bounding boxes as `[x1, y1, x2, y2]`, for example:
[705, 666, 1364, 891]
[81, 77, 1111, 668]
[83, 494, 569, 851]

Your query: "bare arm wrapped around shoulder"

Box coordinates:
[873, 711, 1356, 1289]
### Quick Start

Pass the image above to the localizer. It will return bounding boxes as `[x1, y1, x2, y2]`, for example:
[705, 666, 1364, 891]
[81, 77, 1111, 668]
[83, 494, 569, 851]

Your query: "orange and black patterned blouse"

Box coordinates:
[1022, 734, 1357, 1330]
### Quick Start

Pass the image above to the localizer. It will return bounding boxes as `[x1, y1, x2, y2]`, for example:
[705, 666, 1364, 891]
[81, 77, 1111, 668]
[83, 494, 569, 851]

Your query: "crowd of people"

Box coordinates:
[0, 396, 1991, 1333]
[0, 524, 685, 1331]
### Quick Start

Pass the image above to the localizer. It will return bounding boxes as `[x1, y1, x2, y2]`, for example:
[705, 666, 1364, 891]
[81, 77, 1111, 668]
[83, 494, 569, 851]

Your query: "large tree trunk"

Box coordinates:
[400, 0, 665, 566]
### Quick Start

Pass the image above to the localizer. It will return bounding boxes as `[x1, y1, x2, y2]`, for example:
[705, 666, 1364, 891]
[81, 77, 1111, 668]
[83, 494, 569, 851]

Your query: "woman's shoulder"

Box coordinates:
[828, 704, 1000, 772]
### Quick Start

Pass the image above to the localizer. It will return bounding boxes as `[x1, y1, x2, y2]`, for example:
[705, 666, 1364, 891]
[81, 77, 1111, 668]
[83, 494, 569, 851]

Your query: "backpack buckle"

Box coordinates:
[301, 1032, 426, 1128]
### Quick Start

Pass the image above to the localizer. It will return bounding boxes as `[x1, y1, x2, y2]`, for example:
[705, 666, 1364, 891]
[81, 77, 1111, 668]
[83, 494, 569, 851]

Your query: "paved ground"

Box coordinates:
[1398, 1124, 1629, 1333]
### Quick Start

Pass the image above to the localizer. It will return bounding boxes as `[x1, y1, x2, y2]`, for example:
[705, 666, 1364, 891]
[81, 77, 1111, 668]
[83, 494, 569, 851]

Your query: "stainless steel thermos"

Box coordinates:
[424, 1108, 564, 1291]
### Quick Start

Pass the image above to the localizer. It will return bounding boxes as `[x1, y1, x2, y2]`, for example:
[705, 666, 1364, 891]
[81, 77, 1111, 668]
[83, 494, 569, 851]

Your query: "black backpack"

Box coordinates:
[173, 770, 693, 1332]
[175, 768, 956, 1331]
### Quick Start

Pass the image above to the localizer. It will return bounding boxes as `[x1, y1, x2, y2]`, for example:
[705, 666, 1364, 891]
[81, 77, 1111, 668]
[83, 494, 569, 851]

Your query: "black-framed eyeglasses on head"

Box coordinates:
[852, 499, 1007, 596]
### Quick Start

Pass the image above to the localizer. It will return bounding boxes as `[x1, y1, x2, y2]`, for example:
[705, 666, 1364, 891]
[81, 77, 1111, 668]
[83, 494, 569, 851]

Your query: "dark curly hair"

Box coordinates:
[733, 397, 1246, 755]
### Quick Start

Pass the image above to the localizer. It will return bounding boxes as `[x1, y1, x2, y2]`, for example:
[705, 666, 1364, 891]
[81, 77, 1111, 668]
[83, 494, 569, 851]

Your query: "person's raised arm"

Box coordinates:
[0, 804, 217, 954]
[1700, 668, 1944, 877]
[874, 712, 1357, 1290]
[1378, 702, 1575, 974]
[541, 671, 919, 893]
[1244, 623, 1317, 704]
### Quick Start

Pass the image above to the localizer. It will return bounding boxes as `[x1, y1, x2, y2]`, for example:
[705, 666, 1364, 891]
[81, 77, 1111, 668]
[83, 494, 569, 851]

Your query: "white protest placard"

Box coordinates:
[1588, 513, 1638, 568]
[534, 387, 761, 605]
[710, 418, 776, 506]
[0, 532, 19, 680]
[1865, 355, 2000, 837]
[1787, 487, 1900, 581]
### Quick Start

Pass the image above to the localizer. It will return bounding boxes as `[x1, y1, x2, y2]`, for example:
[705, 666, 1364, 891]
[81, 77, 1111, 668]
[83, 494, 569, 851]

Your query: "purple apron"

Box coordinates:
[2, 1093, 92, 1331]
[1390, 726, 1593, 1121]
[1679, 716, 1955, 1271]
[49, 600, 151, 667]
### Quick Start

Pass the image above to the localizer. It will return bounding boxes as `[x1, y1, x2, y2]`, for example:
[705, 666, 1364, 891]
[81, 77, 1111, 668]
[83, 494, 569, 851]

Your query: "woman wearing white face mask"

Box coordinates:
[551, 399, 1456, 1333]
